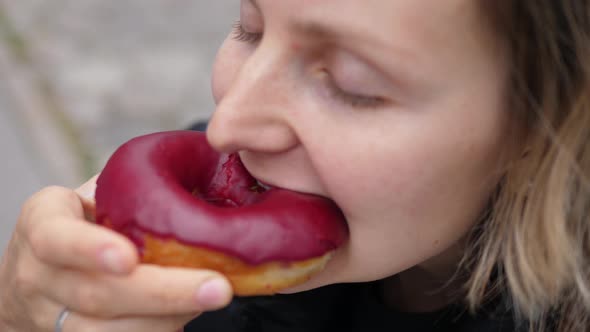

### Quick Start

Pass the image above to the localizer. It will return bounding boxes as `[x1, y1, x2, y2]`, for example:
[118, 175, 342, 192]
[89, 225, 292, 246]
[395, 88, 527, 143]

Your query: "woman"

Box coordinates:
[1, 1, 588, 331]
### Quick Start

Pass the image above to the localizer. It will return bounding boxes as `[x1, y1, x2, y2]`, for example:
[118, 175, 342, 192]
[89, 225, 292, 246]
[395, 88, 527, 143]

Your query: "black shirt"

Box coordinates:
[184, 282, 526, 332]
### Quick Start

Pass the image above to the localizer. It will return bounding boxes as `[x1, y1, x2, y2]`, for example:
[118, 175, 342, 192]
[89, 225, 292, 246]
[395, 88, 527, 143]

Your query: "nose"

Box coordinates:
[207, 41, 299, 154]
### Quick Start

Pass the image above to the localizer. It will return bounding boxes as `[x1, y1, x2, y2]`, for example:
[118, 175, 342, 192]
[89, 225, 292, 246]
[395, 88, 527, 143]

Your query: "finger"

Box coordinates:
[58, 306, 198, 332]
[28, 214, 138, 274]
[19, 186, 86, 235]
[41, 264, 233, 317]
[23, 185, 137, 274]
[74, 174, 99, 222]
[24, 184, 137, 275]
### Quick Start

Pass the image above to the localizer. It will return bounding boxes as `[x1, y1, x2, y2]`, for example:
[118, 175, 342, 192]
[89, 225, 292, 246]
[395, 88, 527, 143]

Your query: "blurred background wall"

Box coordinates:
[0, 0, 238, 253]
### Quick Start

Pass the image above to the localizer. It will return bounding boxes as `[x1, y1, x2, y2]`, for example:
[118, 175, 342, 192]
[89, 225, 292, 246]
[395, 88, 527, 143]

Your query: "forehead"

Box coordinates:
[255, 0, 487, 55]
[252, 0, 492, 78]
[254, 0, 482, 31]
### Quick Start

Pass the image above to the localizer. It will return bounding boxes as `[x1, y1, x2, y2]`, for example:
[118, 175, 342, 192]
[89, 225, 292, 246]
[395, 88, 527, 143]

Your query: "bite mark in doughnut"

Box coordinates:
[95, 131, 348, 295]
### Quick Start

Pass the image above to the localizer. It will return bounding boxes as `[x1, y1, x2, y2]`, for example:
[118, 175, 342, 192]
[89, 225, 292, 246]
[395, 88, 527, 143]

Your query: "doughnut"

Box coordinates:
[95, 131, 348, 295]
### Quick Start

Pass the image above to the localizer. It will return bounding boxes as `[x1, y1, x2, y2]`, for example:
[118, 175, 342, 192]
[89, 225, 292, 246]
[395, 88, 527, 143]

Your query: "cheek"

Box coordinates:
[306, 120, 505, 278]
[322, 138, 499, 228]
[211, 37, 251, 104]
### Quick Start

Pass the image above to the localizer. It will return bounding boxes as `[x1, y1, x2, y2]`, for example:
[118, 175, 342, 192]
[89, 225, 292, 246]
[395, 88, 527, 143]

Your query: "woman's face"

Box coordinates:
[207, 0, 509, 290]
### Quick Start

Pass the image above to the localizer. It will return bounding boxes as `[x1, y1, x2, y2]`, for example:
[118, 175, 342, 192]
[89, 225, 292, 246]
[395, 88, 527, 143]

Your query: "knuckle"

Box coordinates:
[155, 318, 187, 332]
[65, 234, 90, 259]
[19, 186, 75, 235]
[78, 323, 101, 332]
[17, 197, 39, 236]
[27, 186, 71, 213]
[38, 185, 74, 199]
[14, 259, 39, 299]
[150, 291, 180, 310]
[56, 186, 81, 205]
[34, 186, 79, 211]
[27, 226, 48, 259]
[148, 283, 175, 304]
[145, 279, 191, 310]
[72, 283, 109, 315]
[29, 308, 54, 332]
[28, 216, 79, 264]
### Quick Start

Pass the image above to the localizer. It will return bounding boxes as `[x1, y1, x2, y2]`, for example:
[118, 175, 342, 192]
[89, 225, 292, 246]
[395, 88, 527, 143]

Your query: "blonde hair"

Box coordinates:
[464, 1, 590, 331]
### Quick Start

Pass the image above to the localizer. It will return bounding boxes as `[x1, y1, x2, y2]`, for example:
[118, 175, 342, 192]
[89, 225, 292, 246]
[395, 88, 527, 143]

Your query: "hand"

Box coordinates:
[0, 176, 233, 331]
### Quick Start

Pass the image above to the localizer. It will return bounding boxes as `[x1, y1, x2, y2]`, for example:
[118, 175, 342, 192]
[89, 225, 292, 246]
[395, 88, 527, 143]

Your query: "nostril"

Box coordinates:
[205, 119, 237, 154]
[206, 102, 257, 154]
[207, 112, 299, 155]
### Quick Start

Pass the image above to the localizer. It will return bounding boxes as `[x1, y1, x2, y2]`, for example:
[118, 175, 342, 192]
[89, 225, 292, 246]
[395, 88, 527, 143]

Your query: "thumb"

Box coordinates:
[75, 174, 99, 200]
[74, 174, 100, 222]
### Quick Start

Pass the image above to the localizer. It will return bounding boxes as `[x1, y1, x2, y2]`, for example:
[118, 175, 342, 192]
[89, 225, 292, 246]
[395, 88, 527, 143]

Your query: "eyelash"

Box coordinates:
[232, 20, 263, 43]
[324, 76, 388, 109]
[231, 21, 387, 109]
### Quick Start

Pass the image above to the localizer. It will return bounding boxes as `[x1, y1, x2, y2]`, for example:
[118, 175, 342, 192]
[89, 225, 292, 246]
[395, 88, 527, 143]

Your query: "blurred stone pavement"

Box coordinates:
[0, 1, 238, 253]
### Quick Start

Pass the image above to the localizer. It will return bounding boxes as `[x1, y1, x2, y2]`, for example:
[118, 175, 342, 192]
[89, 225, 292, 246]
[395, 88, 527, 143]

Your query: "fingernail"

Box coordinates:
[75, 186, 96, 200]
[100, 247, 127, 274]
[75, 176, 98, 200]
[196, 278, 231, 310]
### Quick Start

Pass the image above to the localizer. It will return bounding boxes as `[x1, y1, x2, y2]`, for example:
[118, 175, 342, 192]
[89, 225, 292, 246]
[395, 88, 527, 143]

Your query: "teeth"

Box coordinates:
[256, 180, 272, 190]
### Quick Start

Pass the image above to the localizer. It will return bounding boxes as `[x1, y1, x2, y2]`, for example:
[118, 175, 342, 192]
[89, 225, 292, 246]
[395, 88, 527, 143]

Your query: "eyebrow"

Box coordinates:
[246, 0, 419, 85]
[292, 21, 340, 41]
[250, 0, 260, 10]
[248, 0, 337, 41]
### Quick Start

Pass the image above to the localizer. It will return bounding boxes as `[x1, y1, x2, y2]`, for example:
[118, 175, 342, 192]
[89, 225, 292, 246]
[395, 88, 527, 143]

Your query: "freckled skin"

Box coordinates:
[208, 0, 510, 296]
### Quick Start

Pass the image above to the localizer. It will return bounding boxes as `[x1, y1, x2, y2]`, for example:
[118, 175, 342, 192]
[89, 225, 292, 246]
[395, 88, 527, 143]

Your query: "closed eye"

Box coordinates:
[319, 69, 389, 109]
[232, 20, 263, 43]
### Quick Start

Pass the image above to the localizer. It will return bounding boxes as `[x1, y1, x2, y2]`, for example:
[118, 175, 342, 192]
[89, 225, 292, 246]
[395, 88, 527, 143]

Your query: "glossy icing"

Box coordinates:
[95, 131, 348, 265]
